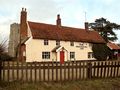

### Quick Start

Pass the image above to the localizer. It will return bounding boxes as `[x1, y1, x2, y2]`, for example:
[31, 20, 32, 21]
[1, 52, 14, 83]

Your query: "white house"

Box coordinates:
[11, 8, 105, 63]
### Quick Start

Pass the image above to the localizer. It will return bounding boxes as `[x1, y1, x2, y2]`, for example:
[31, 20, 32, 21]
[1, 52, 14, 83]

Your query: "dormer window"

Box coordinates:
[44, 40, 48, 45]
[56, 40, 60, 46]
[70, 42, 74, 46]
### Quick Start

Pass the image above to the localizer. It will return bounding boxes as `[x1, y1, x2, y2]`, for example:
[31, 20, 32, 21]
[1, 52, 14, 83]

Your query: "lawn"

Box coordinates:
[0, 78, 120, 90]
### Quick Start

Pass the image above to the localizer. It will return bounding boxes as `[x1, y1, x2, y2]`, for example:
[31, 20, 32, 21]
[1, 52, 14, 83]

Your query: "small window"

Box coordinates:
[80, 43, 84, 49]
[42, 52, 50, 59]
[88, 52, 94, 59]
[44, 40, 48, 45]
[89, 43, 92, 47]
[70, 52, 75, 59]
[84, 43, 87, 48]
[56, 41, 60, 46]
[70, 42, 74, 46]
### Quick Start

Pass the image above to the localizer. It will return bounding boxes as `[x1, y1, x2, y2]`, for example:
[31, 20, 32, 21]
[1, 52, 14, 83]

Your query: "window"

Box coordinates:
[70, 42, 74, 46]
[80, 43, 84, 49]
[44, 40, 48, 45]
[89, 43, 92, 48]
[84, 43, 87, 48]
[70, 52, 75, 59]
[56, 41, 60, 46]
[42, 52, 50, 59]
[88, 52, 94, 59]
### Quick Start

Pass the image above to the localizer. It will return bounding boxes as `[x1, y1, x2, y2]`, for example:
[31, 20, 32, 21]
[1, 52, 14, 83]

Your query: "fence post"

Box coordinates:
[87, 62, 92, 79]
[0, 60, 2, 81]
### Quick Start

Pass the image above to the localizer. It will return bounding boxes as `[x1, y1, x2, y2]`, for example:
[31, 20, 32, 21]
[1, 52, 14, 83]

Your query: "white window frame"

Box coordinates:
[42, 52, 50, 59]
[88, 52, 94, 59]
[70, 52, 75, 59]
[44, 40, 49, 45]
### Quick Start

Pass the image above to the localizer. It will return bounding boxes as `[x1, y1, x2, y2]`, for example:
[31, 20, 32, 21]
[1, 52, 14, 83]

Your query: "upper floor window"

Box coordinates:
[56, 40, 60, 46]
[88, 52, 94, 59]
[42, 52, 50, 59]
[70, 52, 75, 59]
[44, 40, 48, 45]
[89, 43, 92, 48]
[80, 43, 84, 49]
[70, 42, 74, 46]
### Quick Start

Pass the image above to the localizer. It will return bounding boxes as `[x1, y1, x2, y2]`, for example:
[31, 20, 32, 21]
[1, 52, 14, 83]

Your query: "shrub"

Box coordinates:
[92, 44, 112, 60]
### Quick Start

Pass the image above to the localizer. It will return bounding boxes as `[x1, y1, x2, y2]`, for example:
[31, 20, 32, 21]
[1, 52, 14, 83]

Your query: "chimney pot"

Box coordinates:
[22, 8, 24, 11]
[57, 14, 60, 19]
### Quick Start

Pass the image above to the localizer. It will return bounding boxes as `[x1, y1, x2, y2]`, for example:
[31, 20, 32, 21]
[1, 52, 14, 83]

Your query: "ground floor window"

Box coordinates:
[42, 52, 50, 59]
[88, 52, 94, 59]
[70, 52, 75, 59]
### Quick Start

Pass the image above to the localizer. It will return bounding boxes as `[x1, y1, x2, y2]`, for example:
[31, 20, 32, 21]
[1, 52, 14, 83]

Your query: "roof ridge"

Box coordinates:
[28, 21, 85, 30]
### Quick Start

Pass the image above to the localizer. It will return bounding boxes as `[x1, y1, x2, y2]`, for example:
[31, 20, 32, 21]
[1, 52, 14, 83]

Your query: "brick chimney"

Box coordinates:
[20, 8, 27, 39]
[85, 22, 89, 30]
[56, 14, 61, 26]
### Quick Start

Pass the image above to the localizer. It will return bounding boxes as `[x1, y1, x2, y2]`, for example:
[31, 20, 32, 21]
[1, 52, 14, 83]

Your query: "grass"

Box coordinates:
[0, 78, 120, 90]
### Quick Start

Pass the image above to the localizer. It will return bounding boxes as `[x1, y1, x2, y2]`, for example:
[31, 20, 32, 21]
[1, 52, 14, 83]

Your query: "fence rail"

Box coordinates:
[0, 60, 120, 82]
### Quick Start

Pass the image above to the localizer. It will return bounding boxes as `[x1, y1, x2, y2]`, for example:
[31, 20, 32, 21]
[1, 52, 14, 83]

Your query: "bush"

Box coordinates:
[92, 44, 112, 60]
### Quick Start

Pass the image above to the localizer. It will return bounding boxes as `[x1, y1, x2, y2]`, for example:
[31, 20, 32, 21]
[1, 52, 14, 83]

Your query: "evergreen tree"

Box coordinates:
[89, 17, 120, 42]
[89, 18, 120, 60]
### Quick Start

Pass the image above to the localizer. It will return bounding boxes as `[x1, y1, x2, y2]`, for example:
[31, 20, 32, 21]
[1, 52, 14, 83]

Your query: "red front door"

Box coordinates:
[60, 51, 64, 64]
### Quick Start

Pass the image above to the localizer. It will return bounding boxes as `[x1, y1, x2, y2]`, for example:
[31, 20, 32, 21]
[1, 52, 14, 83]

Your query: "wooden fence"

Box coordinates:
[0, 60, 120, 82]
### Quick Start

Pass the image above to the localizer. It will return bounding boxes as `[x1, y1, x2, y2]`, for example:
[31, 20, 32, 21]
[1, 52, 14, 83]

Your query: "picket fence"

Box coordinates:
[0, 60, 120, 82]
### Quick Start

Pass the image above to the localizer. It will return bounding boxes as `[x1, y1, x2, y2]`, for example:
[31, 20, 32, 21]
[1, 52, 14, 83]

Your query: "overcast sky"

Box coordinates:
[0, 0, 120, 42]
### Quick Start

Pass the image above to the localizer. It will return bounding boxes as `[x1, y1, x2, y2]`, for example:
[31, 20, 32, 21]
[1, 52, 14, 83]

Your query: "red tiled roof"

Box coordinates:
[107, 42, 120, 50]
[28, 21, 105, 43]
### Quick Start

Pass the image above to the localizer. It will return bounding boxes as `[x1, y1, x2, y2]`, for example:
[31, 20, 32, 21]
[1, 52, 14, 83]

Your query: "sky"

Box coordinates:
[0, 0, 120, 42]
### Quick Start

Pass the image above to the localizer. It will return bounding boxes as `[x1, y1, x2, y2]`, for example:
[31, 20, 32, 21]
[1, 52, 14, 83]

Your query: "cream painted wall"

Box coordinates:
[25, 39, 95, 62]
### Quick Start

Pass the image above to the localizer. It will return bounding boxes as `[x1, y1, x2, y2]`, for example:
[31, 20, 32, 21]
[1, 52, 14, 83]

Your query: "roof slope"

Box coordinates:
[107, 42, 120, 50]
[28, 21, 105, 43]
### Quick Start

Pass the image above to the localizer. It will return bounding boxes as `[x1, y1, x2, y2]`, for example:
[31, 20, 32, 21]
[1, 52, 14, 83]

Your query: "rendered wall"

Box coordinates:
[25, 39, 94, 62]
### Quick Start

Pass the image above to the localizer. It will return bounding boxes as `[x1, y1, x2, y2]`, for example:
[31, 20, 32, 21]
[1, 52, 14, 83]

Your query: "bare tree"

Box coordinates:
[0, 39, 11, 61]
